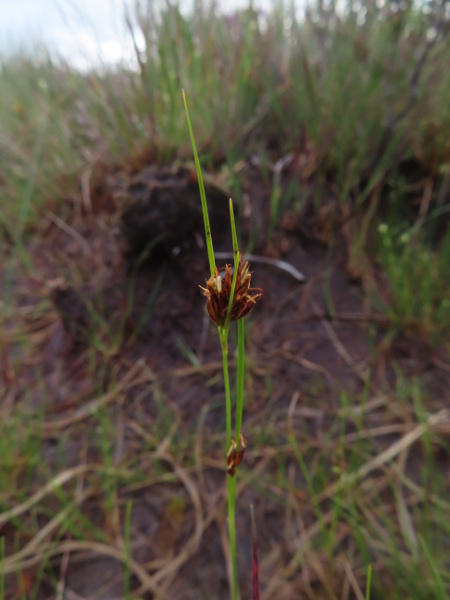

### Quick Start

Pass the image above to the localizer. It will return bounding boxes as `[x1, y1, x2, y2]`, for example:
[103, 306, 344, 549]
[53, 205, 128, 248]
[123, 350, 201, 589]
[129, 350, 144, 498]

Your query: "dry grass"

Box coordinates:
[1, 1, 450, 598]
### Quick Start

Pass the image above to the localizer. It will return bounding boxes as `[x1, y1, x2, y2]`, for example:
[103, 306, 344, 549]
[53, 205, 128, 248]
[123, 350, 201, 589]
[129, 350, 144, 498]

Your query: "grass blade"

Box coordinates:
[182, 89, 216, 278]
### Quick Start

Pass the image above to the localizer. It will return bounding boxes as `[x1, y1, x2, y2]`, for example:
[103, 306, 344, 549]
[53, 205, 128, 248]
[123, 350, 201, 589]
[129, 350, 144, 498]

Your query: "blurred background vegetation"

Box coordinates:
[1, 1, 450, 598]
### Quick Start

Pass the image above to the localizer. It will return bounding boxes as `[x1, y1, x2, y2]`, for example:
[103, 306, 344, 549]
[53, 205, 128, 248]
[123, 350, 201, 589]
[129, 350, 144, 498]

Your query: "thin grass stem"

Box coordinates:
[182, 89, 216, 278]
[220, 324, 239, 600]
[229, 198, 240, 271]
[184, 91, 241, 600]
[227, 473, 239, 600]
[220, 326, 232, 452]
[234, 318, 245, 446]
[225, 200, 240, 328]
[419, 534, 446, 598]
[365, 564, 372, 600]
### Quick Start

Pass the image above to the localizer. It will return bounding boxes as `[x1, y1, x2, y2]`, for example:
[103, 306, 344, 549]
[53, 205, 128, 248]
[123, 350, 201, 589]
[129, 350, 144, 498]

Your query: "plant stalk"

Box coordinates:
[220, 323, 238, 600]
[227, 473, 238, 600]
[182, 89, 216, 278]
[220, 325, 232, 451]
[234, 317, 245, 446]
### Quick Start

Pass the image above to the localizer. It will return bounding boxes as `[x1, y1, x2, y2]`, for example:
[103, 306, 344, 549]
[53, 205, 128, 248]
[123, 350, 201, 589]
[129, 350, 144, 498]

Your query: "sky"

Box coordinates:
[0, 0, 263, 69]
[0, 0, 150, 69]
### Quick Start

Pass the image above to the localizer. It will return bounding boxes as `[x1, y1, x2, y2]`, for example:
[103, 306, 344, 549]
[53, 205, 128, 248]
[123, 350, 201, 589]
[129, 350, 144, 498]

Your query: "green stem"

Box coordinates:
[182, 89, 216, 278]
[365, 564, 372, 600]
[223, 199, 242, 600]
[220, 326, 232, 451]
[225, 200, 240, 327]
[220, 324, 238, 599]
[234, 317, 245, 445]
[227, 470, 239, 600]
[184, 92, 241, 600]
[229, 198, 240, 272]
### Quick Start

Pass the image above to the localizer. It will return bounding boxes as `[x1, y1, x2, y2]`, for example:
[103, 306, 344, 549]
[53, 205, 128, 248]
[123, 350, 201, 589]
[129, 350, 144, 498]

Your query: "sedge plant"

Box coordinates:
[183, 90, 262, 599]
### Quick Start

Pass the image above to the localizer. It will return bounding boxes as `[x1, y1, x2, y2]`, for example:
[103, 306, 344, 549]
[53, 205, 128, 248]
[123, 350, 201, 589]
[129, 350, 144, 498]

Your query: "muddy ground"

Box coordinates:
[2, 161, 450, 599]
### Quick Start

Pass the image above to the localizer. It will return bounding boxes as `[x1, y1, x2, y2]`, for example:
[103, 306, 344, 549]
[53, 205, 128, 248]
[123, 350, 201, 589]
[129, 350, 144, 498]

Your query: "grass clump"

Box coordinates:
[376, 223, 450, 339]
[1, 1, 449, 229]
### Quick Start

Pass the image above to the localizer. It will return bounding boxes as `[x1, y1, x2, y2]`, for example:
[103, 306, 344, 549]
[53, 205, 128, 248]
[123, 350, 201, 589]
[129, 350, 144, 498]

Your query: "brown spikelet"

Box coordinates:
[199, 254, 262, 327]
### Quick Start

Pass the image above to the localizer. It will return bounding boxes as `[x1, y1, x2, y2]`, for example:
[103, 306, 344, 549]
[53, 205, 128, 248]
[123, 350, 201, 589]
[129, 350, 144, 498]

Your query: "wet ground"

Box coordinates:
[2, 161, 450, 599]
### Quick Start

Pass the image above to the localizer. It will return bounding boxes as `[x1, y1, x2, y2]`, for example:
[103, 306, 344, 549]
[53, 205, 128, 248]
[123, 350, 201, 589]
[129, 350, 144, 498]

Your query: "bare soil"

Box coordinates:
[2, 161, 449, 599]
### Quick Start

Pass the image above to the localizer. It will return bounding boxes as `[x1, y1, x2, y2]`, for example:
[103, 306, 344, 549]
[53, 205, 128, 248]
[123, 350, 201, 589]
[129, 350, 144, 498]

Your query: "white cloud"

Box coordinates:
[0, 0, 136, 67]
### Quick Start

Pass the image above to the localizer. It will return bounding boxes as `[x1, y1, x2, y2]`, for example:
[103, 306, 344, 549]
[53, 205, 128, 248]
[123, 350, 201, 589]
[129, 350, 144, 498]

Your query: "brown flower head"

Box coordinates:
[199, 254, 263, 327]
[226, 434, 247, 477]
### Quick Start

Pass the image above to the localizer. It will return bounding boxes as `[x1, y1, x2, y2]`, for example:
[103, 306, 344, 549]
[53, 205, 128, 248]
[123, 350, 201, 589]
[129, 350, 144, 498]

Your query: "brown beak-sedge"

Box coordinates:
[199, 254, 262, 327]
[227, 433, 247, 477]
